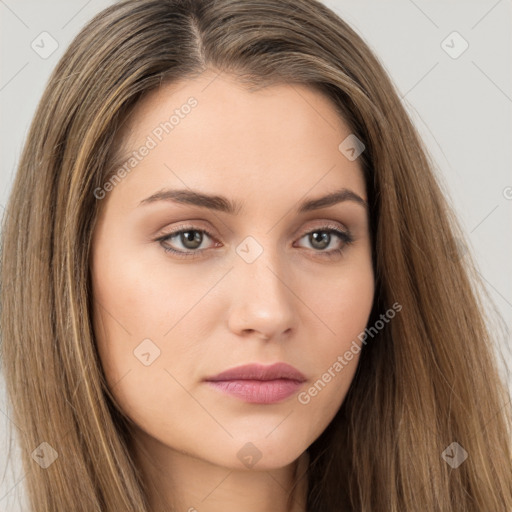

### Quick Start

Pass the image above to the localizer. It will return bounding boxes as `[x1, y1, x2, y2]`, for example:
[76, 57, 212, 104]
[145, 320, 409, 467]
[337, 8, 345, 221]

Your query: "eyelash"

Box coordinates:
[155, 223, 354, 260]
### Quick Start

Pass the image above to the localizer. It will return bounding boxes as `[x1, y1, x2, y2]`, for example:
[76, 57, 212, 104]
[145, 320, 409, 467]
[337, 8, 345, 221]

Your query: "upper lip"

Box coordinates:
[204, 363, 306, 382]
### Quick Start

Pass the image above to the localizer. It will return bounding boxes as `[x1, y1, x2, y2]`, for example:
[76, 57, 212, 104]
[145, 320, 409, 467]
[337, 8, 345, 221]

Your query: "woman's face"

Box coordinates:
[90, 71, 374, 470]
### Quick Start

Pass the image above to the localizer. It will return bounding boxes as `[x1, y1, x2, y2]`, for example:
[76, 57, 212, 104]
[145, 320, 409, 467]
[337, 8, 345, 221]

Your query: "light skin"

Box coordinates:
[90, 70, 374, 512]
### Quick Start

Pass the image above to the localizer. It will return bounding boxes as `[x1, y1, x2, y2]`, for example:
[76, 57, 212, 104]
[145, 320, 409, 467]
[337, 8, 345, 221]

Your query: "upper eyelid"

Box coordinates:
[158, 218, 350, 237]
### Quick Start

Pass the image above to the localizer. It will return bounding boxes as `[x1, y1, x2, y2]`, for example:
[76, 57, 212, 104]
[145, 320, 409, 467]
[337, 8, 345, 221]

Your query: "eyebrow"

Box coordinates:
[138, 187, 369, 214]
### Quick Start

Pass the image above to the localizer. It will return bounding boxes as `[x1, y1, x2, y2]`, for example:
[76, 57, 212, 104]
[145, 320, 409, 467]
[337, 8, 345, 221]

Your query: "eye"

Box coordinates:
[156, 226, 219, 259]
[294, 226, 354, 258]
[155, 223, 354, 260]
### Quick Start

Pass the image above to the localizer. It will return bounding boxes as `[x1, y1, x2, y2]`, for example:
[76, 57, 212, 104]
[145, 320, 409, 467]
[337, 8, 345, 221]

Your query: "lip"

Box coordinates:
[204, 363, 307, 404]
[205, 362, 306, 382]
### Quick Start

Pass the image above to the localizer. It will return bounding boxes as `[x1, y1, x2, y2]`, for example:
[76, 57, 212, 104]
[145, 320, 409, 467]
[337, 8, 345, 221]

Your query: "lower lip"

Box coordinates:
[205, 379, 304, 404]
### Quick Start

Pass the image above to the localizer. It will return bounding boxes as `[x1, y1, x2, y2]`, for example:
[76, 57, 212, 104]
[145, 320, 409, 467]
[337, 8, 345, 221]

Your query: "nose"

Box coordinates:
[227, 248, 297, 341]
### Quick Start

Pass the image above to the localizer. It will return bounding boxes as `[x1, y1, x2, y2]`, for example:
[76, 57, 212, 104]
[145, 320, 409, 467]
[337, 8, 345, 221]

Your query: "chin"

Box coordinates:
[223, 436, 308, 471]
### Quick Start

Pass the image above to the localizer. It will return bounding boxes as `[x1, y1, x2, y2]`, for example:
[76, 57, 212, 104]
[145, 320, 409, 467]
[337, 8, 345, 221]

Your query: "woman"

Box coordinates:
[1, 0, 511, 510]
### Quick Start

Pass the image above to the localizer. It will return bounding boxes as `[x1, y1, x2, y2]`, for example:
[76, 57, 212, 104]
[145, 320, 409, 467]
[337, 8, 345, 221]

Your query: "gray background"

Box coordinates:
[1, 0, 511, 510]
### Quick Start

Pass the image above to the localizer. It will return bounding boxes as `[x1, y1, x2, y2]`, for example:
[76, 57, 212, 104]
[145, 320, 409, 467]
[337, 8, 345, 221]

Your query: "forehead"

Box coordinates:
[122, 71, 347, 137]
[104, 71, 367, 211]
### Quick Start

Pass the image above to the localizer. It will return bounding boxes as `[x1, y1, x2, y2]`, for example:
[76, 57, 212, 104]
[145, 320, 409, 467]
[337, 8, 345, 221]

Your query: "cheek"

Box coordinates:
[307, 251, 375, 347]
[295, 256, 374, 412]
[90, 243, 209, 354]
[90, 245, 216, 423]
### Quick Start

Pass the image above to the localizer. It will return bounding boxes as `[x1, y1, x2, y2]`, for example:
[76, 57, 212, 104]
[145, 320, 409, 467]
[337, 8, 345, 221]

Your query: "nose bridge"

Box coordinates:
[228, 235, 296, 338]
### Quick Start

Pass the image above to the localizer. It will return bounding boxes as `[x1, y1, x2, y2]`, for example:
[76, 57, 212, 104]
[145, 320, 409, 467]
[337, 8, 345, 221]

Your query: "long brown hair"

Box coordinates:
[1, 0, 511, 510]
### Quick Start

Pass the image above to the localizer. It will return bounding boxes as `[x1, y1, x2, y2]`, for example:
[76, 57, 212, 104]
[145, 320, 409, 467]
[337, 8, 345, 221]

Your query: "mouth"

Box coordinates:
[203, 362, 306, 404]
